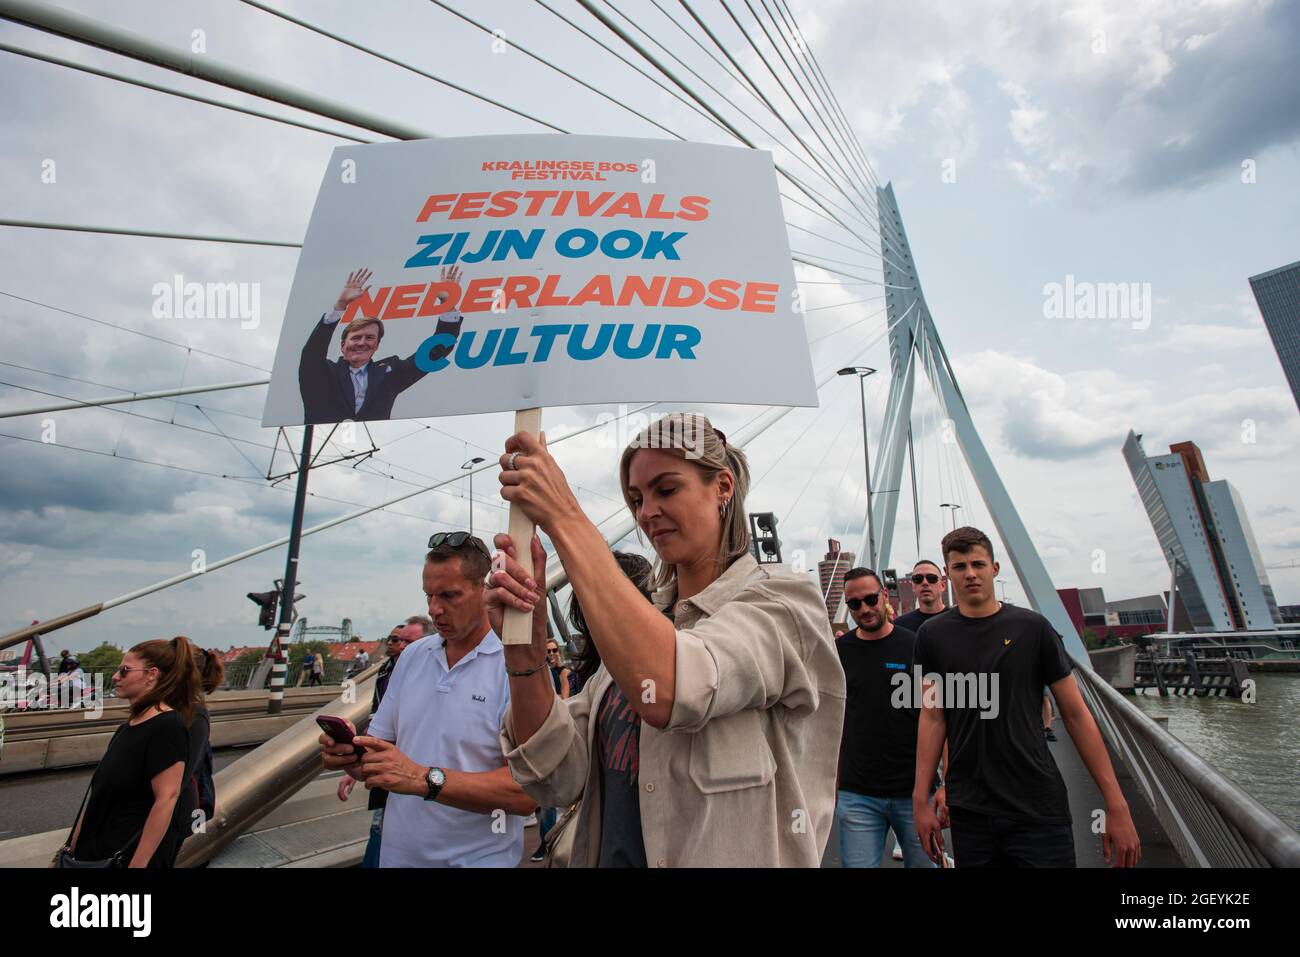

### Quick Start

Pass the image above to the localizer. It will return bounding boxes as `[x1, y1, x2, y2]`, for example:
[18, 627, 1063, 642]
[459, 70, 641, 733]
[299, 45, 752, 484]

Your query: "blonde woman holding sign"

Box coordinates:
[491, 412, 845, 867]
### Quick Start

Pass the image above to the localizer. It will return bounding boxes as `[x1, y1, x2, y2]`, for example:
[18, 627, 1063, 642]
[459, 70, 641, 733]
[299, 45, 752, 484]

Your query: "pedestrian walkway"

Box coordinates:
[822, 726, 1181, 868]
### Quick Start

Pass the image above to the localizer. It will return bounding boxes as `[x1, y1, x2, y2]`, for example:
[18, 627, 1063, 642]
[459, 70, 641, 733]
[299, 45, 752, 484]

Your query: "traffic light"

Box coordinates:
[749, 512, 782, 564]
[247, 590, 279, 630]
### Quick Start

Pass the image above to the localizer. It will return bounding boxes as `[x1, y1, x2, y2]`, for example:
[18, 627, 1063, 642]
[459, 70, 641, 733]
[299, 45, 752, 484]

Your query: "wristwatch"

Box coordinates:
[423, 766, 446, 802]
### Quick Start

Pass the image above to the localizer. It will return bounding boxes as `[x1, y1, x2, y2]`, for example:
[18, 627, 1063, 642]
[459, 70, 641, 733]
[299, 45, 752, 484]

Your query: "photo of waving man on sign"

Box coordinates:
[297, 266, 464, 424]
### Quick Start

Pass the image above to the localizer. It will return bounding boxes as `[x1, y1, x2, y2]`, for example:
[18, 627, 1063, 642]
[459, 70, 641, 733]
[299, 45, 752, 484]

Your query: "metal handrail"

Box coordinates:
[174, 661, 383, 867]
[1075, 664, 1300, 868]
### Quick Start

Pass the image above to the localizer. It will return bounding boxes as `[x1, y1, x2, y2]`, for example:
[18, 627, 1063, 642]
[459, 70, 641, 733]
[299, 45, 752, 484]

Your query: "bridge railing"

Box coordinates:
[1075, 663, 1300, 868]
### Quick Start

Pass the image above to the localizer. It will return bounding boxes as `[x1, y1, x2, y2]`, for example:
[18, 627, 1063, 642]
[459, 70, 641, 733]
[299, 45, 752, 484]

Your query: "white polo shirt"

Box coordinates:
[367, 628, 522, 867]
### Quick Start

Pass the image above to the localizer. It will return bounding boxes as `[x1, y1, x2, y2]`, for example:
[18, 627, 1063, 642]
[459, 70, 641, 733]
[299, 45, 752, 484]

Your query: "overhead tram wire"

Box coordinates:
[0, 290, 271, 374]
[0, 399, 681, 652]
[0, 370, 516, 517]
[0, 428, 491, 531]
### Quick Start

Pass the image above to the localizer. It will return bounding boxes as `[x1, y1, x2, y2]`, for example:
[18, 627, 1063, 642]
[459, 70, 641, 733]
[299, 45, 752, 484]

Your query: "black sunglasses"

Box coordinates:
[846, 594, 882, 610]
[911, 573, 941, 585]
[427, 531, 491, 560]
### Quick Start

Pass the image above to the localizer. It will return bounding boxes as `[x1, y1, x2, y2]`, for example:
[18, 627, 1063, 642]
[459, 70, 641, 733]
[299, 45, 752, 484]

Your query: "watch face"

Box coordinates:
[429, 768, 446, 787]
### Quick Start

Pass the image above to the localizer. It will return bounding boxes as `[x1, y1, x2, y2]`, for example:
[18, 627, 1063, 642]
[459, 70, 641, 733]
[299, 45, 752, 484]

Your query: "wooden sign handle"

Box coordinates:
[502, 407, 542, 646]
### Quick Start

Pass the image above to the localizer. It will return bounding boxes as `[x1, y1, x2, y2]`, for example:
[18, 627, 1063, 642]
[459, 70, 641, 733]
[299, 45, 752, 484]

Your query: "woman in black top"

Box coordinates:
[67, 637, 199, 868]
[172, 644, 224, 860]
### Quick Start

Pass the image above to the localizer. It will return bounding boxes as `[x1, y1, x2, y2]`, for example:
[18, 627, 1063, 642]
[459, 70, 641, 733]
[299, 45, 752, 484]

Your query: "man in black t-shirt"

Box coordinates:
[912, 526, 1141, 868]
[894, 559, 949, 633]
[835, 568, 936, 868]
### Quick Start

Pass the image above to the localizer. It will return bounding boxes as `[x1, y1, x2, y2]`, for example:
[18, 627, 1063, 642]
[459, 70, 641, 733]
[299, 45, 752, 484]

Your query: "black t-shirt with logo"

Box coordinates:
[596, 682, 647, 868]
[913, 604, 1074, 824]
[894, 606, 948, 634]
[75, 709, 189, 866]
[836, 625, 920, 797]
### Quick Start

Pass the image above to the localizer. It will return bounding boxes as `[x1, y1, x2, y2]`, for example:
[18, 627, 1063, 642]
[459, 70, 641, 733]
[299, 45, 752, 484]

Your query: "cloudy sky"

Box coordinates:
[1, 0, 1297, 655]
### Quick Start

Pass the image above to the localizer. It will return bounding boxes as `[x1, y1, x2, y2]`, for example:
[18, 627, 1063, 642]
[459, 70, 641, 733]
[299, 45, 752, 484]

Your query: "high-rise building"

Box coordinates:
[1249, 260, 1300, 413]
[817, 539, 855, 624]
[1123, 431, 1282, 632]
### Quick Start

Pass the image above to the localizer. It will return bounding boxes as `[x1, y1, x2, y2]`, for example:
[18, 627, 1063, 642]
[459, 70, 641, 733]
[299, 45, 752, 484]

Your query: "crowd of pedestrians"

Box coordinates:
[66, 409, 1140, 869]
[313, 411, 1140, 868]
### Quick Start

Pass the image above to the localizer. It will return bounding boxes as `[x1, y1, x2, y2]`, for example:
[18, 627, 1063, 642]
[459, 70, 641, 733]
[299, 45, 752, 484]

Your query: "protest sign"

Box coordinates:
[261, 134, 816, 427]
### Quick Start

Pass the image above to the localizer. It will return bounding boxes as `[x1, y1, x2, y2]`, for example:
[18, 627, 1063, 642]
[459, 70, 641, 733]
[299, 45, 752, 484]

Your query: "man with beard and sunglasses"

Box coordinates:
[895, 560, 950, 634]
[834, 568, 937, 868]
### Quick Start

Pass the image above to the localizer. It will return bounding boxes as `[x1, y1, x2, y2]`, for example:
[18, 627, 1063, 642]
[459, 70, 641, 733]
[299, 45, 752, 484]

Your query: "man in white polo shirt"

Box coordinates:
[319, 532, 535, 866]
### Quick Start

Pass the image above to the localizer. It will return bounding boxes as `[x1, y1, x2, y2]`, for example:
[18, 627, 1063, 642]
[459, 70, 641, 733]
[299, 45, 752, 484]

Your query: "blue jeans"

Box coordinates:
[361, 808, 384, 868]
[836, 790, 936, 868]
[538, 806, 558, 842]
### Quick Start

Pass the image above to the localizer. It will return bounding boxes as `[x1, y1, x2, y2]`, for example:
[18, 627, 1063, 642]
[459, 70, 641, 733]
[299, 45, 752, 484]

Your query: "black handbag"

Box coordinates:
[55, 730, 141, 868]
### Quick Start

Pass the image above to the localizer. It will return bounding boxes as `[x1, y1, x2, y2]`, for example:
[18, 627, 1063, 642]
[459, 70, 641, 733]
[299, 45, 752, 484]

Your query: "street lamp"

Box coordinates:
[838, 366, 878, 570]
[996, 579, 1008, 602]
[938, 503, 963, 606]
[461, 457, 485, 536]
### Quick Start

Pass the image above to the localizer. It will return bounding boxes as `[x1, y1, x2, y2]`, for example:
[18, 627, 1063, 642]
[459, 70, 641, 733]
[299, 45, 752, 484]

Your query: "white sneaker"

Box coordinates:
[523, 814, 538, 828]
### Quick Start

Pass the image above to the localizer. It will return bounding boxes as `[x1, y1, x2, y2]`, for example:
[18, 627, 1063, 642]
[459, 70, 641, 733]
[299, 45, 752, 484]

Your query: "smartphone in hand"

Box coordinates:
[316, 715, 366, 760]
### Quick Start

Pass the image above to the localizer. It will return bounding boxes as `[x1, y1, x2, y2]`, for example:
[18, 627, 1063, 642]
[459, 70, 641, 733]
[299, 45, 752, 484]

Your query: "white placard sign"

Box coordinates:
[261, 134, 816, 426]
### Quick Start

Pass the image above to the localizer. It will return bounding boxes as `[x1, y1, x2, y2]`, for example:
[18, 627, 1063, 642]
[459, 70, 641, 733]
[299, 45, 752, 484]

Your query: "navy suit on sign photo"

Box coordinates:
[297, 311, 462, 424]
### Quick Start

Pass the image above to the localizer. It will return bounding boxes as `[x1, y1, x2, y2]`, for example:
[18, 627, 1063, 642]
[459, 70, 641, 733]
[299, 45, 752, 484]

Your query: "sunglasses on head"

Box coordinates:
[427, 531, 491, 560]
[911, 573, 941, 585]
[846, 594, 882, 610]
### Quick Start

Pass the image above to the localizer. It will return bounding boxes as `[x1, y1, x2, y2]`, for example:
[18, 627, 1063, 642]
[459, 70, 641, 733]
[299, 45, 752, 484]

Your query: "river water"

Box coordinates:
[1130, 673, 1299, 832]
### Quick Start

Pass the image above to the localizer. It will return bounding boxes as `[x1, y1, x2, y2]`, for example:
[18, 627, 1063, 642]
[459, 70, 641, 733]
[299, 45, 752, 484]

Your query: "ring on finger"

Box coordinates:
[506, 451, 522, 471]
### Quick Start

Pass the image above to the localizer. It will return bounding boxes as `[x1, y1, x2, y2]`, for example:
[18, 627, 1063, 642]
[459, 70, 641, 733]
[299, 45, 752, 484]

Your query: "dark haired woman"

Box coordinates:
[63, 637, 198, 867]
[490, 413, 846, 867]
[172, 644, 224, 860]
